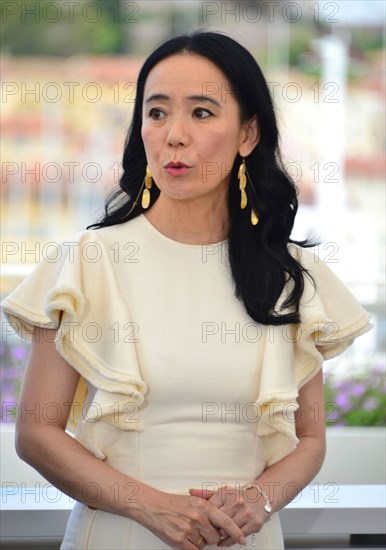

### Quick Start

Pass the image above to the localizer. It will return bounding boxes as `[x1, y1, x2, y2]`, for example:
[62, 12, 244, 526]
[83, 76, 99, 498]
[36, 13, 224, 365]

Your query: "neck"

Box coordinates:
[143, 190, 229, 245]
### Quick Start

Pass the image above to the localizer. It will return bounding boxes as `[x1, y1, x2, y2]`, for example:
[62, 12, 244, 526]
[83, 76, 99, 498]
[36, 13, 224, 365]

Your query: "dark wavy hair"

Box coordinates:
[90, 31, 315, 325]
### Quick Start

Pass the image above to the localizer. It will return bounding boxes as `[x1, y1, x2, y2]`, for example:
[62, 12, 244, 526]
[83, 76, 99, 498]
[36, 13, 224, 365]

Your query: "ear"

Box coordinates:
[239, 116, 260, 157]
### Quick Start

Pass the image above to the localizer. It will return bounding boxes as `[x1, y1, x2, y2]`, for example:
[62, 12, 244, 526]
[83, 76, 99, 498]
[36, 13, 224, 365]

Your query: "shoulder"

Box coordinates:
[54, 217, 143, 262]
[287, 243, 316, 267]
[285, 243, 368, 326]
[85, 216, 144, 247]
[287, 243, 334, 285]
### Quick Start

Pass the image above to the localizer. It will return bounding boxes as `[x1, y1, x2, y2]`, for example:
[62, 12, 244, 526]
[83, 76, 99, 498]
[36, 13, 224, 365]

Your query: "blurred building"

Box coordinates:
[1, 0, 385, 381]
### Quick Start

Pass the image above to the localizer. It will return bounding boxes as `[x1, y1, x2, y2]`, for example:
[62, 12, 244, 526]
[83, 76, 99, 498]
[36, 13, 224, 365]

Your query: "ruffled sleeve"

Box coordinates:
[292, 244, 372, 387]
[1, 231, 147, 459]
[255, 245, 372, 466]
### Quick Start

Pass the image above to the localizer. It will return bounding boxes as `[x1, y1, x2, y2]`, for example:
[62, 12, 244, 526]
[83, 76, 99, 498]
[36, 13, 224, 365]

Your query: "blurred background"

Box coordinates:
[1, 0, 385, 428]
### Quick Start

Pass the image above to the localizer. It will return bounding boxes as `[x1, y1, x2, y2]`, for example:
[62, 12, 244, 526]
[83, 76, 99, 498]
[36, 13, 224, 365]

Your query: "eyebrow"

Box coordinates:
[144, 94, 222, 108]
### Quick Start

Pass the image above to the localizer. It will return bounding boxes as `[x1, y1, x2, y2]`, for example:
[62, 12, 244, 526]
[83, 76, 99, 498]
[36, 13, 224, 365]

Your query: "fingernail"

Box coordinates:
[240, 536, 247, 546]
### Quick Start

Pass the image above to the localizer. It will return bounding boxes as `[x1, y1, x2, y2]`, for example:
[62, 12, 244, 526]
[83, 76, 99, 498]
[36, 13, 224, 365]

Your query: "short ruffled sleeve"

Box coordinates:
[1, 231, 147, 459]
[292, 244, 372, 388]
[255, 245, 372, 466]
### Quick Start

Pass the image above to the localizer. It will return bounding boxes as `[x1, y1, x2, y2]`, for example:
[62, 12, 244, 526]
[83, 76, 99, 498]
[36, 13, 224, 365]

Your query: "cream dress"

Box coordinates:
[1, 214, 372, 549]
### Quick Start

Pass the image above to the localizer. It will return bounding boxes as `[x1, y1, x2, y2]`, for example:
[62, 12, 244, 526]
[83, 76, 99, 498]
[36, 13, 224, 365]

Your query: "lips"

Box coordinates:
[164, 161, 190, 169]
[163, 161, 191, 177]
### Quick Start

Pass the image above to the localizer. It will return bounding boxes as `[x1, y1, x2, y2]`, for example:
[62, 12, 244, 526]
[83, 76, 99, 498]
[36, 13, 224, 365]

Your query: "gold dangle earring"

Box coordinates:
[238, 158, 247, 209]
[251, 208, 259, 226]
[141, 165, 152, 209]
[237, 158, 259, 226]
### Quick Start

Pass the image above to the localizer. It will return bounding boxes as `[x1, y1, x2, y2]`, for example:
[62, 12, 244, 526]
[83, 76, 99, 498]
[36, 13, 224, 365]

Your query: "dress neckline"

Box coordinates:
[139, 214, 228, 249]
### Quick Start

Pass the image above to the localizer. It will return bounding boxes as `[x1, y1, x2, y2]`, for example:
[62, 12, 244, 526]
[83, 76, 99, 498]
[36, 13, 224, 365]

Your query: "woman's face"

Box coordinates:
[141, 53, 258, 204]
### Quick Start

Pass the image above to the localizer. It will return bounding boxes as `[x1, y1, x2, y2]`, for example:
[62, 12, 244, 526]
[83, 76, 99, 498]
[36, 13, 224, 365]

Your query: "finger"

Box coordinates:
[189, 489, 223, 507]
[216, 526, 248, 548]
[196, 525, 221, 547]
[189, 489, 216, 499]
[208, 507, 247, 546]
[217, 536, 235, 547]
[190, 490, 224, 508]
[179, 530, 214, 550]
[185, 534, 207, 550]
[180, 537, 206, 550]
[227, 512, 250, 530]
[218, 516, 248, 541]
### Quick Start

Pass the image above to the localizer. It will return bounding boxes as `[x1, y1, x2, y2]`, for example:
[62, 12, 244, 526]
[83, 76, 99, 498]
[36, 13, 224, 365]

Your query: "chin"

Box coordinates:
[168, 193, 197, 202]
[161, 186, 197, 201]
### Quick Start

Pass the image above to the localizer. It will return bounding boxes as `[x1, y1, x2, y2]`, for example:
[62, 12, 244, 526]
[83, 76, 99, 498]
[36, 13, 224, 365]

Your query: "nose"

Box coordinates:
[166, 116, 189, 148]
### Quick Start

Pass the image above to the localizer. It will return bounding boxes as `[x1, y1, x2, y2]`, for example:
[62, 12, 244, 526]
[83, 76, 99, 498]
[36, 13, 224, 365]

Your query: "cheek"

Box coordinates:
[198, 129, 240, 165]
[141, 125, 159, 157]
[140, 123, 150, 146]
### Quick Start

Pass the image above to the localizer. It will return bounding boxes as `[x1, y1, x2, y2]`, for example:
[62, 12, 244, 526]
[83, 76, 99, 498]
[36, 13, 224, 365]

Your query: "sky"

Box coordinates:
[319, 0, 386, 26]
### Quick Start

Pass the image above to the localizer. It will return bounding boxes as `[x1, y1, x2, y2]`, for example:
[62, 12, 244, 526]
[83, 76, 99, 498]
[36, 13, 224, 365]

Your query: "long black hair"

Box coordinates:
[90, 31, 314, 325]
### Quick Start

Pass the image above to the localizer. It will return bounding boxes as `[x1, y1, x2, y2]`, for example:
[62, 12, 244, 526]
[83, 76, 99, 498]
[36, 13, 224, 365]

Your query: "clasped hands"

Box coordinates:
[143, 483, 270, 550]
[186, 484, 270, 549]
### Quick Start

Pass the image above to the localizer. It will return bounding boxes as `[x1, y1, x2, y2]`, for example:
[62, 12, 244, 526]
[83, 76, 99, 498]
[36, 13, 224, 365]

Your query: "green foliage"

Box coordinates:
[351, 28, 384, 53]
[288, 29, 314, 67]
[1, 0, 126, 55]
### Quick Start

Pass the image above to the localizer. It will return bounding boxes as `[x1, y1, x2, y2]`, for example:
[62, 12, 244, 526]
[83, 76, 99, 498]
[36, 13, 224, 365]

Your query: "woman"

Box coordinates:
[2, 32, 372, 549]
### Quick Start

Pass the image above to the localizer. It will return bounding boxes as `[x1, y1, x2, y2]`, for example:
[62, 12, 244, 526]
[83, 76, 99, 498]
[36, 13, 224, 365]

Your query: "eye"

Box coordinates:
[193, 108, 213, 119]
[148, 108, 166, 120]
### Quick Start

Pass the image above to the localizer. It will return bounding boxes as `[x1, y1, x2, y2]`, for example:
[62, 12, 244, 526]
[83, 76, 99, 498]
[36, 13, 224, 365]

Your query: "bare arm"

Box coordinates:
[16, 327, 246, 549]
[189, 369, 326, 545]
[250, 369, 326, 509]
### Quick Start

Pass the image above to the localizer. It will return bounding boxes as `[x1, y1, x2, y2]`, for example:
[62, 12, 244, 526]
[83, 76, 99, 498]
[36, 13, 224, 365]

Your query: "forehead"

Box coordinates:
[143, 53, 233, 100]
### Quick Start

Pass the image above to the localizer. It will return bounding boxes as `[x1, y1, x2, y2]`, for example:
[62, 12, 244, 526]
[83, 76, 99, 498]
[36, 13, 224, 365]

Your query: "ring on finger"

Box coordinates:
[192, 535, 205, 546]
